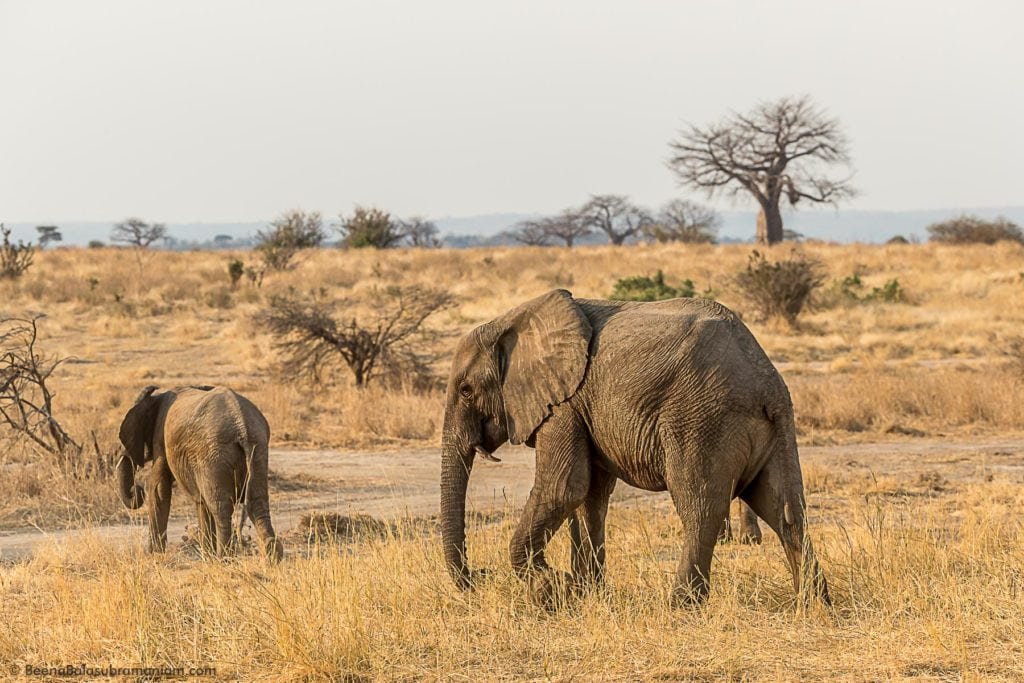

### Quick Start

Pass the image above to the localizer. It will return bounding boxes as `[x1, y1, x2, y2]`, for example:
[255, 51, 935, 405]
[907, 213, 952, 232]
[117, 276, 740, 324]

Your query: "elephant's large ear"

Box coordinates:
[494, 289, 592, 445]
[118, 385, 160, 467]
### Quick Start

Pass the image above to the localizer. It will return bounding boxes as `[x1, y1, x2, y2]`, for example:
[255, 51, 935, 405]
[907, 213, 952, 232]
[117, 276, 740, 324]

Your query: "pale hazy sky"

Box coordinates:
[2, 0, 1021, 223]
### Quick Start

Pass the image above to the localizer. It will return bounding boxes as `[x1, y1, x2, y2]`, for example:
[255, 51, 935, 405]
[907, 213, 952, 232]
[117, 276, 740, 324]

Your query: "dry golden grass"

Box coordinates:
[2, 457, 1022, 681]
[2, 242, 1024, 679]
[5, 241, 1024, 445]
[2, 241, 1023, 527]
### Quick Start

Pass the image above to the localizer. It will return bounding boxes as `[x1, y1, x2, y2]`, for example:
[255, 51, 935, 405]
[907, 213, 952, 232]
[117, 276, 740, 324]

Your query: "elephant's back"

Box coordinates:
[576, 297, 753, 363]
[574, 296, 784, 416]
[166, 386, 268, 452]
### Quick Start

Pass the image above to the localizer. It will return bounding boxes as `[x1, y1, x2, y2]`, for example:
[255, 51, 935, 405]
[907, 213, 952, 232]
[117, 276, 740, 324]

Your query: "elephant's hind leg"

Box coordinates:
[741, 453, 830, 606]
[663, 429, 736, 606]
[666, 477, 732, 607]
[196, 502, 216, 555]
[146, 457, 174, 553]
[208, 498, 236, 557]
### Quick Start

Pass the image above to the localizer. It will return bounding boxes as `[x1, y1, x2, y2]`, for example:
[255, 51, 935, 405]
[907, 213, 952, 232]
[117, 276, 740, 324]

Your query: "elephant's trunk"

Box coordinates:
[440, 426, 475, 589]
[116, 453, 144, 509]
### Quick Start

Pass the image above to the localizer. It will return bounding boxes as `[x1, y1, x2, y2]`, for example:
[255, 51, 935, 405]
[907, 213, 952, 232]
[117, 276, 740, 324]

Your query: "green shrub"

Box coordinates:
[610, 270, 695, 301]
[338, 206, 404, 249]
[865, 278, 903, 303]
[836, 274, 863, 301]
[830, 273, 904, 305]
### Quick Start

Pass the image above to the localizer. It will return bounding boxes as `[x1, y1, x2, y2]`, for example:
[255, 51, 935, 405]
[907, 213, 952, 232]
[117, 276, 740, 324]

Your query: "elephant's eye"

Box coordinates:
[459, 383, 473, 398]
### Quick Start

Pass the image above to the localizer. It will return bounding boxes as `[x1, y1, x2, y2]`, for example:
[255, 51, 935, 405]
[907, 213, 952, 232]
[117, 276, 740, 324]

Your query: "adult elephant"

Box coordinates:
[116, 385, 283, 561]
[440, 289, 827, 605]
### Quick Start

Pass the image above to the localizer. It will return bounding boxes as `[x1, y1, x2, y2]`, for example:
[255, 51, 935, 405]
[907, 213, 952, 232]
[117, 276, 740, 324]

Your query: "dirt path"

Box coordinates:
[2, 437, 1023, 561]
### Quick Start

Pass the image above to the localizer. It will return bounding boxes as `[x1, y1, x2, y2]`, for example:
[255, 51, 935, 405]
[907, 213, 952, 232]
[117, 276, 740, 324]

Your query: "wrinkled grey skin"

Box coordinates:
[440, 289, 827, 605]
[116, 385, 283, 561]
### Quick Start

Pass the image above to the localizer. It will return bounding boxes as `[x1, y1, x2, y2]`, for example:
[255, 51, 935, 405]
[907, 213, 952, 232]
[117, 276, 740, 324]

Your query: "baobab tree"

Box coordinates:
[668, 96, 855, 245]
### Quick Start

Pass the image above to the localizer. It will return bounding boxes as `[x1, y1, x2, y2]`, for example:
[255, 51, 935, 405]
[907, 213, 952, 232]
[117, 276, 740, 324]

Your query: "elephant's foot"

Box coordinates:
[146, 532, 168, 554]
[570, 571, 606, 595]
[526, 570, 579, 611]
[263, 537, 285, 562]
[670, 581, 710, 609]
[670, 566, 711, 609]
[449, 566, 490, 591]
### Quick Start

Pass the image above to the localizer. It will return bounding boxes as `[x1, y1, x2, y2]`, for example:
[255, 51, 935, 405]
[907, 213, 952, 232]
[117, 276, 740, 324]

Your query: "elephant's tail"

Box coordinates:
[237, 441, 257, 540]
[762, 382, 801, 474]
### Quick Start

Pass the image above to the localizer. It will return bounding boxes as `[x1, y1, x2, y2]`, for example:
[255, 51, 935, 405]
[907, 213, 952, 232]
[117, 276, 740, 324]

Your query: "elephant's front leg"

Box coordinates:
[509, 407, 591, 602]
[146, 457, 174, 552]
[569, 465, 616, 586]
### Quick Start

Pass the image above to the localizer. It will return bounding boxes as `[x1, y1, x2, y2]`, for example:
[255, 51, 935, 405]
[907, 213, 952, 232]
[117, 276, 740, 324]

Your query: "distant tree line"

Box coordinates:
[502, 195, 720, 247]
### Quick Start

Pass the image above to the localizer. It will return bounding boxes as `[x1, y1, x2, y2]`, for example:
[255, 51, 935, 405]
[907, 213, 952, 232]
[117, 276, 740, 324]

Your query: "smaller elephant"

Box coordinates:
[116, 385, 283, 560]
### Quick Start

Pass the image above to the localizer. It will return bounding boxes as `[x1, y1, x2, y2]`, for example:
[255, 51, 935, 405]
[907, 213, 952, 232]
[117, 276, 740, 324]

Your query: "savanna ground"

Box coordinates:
[1, 241, 1023, 680]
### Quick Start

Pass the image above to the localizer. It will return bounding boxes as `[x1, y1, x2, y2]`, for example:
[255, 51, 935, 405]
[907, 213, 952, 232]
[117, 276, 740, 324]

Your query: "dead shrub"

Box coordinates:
[256, 285, 455, 388]
[927, 214, 1023, 244]
[734, 250, 825, 325]
[0, 224, 36, 279]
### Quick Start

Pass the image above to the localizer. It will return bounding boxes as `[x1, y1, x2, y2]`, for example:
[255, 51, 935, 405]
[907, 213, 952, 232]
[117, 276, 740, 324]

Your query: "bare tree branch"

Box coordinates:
[645, 200, 719, 244]
[0, 315, 81, 459]
[504, 220, 553, 246]
[580, 195, 653, 245]
[110, 217, 167, 248]
[256, 286, 456, 389]
[538, 210, 593, 247]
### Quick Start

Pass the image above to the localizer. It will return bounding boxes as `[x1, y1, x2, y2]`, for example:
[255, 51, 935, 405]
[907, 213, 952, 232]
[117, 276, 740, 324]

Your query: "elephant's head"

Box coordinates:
[115, 385, 161, 509]
[440, 289, 592, 588]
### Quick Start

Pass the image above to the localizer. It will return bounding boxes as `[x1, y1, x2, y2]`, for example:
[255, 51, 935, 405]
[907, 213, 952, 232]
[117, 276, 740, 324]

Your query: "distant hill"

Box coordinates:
[5, 206, 1023, 247]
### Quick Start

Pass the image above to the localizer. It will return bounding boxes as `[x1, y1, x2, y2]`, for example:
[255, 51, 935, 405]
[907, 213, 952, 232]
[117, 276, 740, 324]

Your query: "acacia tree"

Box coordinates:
[668, 95, 855, 245]
[401, 217, 442, 248]
[504, 220, 552, 246]
[645, 199, 719, 244]
[541, 210, 593, 247]
[36, 225, 62, 248]
[338, 206, 406, 249]
[581, 194, 653, 245]
[111, 217, 167, 248]
[256, 209, 325, 271]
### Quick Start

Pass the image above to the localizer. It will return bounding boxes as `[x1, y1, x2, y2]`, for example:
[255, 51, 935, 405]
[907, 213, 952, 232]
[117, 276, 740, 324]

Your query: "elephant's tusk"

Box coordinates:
[475, 447, 501, 463]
